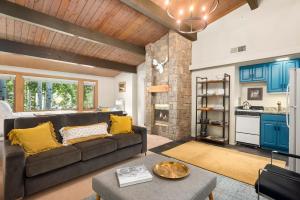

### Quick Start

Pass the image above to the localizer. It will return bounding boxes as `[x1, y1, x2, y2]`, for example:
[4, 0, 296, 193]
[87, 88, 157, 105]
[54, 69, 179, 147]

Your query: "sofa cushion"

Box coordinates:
[26, 145, 81, 177]
[73, 138, 117, 161]
[109, 133, 142, 149]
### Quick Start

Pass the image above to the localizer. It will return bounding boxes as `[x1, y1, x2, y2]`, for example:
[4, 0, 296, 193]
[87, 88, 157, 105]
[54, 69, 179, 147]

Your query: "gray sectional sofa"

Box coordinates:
[2, 111, 147, 200]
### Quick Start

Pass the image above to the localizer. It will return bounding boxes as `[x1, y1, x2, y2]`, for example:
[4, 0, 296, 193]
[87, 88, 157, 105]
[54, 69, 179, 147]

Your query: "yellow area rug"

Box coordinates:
[162, 141, 286, 185]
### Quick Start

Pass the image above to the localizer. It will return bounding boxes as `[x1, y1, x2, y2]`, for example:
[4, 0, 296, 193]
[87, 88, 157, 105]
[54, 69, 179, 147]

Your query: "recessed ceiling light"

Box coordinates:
[276, 57, 290, 61]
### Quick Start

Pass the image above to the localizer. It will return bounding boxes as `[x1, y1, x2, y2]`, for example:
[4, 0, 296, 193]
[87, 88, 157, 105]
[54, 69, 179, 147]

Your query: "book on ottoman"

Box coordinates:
[116, 165, 153, 187]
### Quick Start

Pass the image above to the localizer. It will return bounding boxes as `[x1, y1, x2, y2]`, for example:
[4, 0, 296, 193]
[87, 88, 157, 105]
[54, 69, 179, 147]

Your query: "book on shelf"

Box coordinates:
[116, 165, 153, 187]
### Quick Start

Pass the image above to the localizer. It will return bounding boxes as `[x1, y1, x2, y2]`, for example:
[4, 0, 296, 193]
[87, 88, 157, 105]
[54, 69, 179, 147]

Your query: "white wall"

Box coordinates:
[191, 65, 238, 145]
[191, 0, 300, 70]
[114, 72, 138, 124]
[137, 63, 146, 127]
[0, 65, 116, 107]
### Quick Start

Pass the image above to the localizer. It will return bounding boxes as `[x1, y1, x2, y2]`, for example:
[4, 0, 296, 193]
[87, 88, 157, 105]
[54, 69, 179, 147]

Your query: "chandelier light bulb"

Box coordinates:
[176, 19, 181, 24]
[179, 9, 184, 15]
[165, 0, 169, 6]
[202, 6, 206, 12]
[204, 15, 208, 20]
[189, 5, 194, 12]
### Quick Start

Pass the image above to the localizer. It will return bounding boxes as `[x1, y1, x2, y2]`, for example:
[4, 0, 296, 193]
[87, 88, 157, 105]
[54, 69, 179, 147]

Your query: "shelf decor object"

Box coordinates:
[195, 73, 231, 144]
[164, 0, 219, 33]
[153, 161, 190, 179]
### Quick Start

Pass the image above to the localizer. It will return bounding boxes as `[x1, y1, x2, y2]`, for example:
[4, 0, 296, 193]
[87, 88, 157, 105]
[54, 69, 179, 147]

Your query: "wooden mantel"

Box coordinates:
[147, 85, 170, 93]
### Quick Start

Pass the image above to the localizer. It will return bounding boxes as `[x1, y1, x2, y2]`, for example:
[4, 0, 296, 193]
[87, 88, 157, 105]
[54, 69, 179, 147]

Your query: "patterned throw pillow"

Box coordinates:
[59, 123, 110, 145]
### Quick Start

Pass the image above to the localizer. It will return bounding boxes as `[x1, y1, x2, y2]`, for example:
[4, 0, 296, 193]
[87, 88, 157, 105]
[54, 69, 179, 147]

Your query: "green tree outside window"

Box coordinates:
[24, 80, 78, 111]
[83, 84, 95, 109]
[0, 78, 15, 110]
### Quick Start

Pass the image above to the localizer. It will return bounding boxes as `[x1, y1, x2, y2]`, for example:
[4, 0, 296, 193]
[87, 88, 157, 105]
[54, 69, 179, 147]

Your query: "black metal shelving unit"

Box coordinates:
[195, 73, 231, 144]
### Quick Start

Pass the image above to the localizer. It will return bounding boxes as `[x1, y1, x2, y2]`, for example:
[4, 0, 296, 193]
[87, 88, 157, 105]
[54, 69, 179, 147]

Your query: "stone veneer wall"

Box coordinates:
[145, 31, 192, 140]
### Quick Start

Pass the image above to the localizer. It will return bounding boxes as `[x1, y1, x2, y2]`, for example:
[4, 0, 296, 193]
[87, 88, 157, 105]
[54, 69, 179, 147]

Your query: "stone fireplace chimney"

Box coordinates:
[145, 31, 192, 140]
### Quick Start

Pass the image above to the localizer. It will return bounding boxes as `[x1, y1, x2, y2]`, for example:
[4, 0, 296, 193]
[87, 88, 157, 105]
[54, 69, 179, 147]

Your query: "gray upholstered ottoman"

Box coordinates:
[92, 153, 217, 200]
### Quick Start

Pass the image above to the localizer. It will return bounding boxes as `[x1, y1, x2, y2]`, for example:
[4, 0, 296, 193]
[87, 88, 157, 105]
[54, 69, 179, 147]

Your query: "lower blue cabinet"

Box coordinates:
[277, 122, 289, 150]
[261, 121, 277, 148]
[260, 114, 289, 152]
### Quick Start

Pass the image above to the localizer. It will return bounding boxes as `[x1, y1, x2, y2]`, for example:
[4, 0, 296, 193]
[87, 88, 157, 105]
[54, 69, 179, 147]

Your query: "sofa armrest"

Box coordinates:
[133, 126, 147, 153]
[3, 140, 25, 200]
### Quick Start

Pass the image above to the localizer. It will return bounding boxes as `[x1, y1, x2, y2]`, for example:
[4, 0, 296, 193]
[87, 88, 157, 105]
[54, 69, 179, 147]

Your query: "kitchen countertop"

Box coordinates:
[235, 107, 287, 115]
[262, 107, 287, 115]
[261, 111, 286, 115]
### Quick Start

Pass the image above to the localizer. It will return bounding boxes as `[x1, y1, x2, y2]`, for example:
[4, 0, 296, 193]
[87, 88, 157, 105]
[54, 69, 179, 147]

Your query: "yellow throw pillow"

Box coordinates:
[8, 122, 62, 156]
[110, 115, 133, 135]
[59, 123, 110, 145]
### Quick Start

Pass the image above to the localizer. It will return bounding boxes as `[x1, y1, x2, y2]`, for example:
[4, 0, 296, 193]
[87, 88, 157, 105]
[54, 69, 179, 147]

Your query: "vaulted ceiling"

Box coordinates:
[0, 0, 257, 77]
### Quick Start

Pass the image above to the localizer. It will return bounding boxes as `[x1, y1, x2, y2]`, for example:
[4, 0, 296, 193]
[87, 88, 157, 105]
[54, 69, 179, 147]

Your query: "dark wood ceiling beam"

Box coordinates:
[0, 39, 136, 73]
[246, 0, 259, 10]
[0, 0, 145, 56]
[120, 0, 197, 41]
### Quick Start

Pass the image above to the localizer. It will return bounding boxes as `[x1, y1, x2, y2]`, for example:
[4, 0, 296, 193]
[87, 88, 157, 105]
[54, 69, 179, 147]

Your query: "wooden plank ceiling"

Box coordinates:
[0, 0, 248, 76]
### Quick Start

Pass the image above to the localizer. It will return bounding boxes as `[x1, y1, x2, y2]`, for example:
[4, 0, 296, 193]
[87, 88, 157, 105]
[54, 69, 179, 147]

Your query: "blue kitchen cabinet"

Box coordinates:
[252, 64, 267, 81]
[267, 62, 284, 92]
[277, 122, 289, 151]
[240, 64, 266, 82]
[260, 114, 289, 152]
[240, 67, 252, 82]
[261, 121, 277, 148]
[267, 59, 299, 93]
[283, 60, 299, 91]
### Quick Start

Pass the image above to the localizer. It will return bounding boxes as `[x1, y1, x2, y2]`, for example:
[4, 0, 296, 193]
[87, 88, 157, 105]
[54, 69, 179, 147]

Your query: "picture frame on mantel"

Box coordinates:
[247, 88, 263, 100]
[119, 82, 126, 92]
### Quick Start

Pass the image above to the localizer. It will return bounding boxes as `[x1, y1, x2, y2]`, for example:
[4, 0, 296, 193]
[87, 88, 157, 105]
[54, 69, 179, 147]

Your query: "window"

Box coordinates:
[83, 81, 96, 110]
[0, 74, 15, 110]
[52, 82, 78, 110]
[24, 77, 78, 111]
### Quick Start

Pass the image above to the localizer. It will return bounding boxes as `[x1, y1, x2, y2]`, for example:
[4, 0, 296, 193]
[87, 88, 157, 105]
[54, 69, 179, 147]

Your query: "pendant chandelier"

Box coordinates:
[165, 0, 219, 33]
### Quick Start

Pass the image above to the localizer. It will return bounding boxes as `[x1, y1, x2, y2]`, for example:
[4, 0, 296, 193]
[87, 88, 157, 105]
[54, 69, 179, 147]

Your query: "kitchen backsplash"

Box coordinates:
[239, 82, 286, 108]
[264, 107, 287, 114]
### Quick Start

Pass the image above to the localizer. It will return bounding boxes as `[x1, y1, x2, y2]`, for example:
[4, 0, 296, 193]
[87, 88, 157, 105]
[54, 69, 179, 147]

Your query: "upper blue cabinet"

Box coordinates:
[267, 59, 299, 93]
[240, 64, 267, 82]
[268, 62, 284, 92]
[240, 59, 300, 93]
